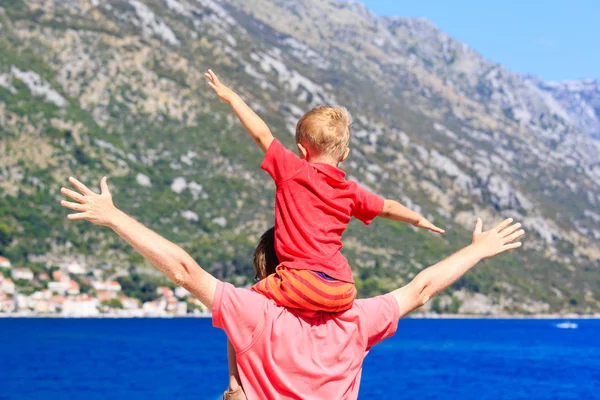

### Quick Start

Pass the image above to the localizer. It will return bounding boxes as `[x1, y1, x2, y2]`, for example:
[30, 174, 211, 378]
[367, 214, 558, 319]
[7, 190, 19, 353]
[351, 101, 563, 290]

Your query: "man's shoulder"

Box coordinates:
[353, 295, 396, 314]
[213, 282, 284, 353]
[213, 282, 272, 325]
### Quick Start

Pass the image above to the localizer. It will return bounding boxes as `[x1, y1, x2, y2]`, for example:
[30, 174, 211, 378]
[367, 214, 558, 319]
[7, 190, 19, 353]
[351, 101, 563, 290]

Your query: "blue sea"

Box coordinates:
[1, 318, 598, 399]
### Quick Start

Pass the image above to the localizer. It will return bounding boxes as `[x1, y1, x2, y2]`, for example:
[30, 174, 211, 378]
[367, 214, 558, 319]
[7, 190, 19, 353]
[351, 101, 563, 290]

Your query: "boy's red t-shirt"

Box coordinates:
[261, 139, 384, 283]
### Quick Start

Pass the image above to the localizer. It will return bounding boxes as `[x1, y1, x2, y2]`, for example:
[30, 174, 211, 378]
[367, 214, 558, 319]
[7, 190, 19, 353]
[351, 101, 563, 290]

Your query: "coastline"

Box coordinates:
[409, 313, 600, 320]
[0, 313, 213, 319]
[1, 312, 598, 319]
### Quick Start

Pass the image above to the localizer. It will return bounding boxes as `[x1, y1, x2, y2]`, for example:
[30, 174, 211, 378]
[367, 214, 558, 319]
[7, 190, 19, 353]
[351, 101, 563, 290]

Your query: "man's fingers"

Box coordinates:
[503, 242, 522, 251]
[61, 200, 86, 212]
[501, 222, 522, 238]
[100, 176, 110, 196]
[474, 218, 483, 235]
[69, 177, 93, 195]
[494, 218, 514, 233]
[504, 229, 525, 244]
[207, 81, 217, 91]
[67, 212, 89, 221]
[61, 187, 85, 203]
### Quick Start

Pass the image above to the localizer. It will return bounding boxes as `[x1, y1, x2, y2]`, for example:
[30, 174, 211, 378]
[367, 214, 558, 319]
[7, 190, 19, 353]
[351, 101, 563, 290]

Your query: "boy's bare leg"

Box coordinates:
[223, 339, 246, 400]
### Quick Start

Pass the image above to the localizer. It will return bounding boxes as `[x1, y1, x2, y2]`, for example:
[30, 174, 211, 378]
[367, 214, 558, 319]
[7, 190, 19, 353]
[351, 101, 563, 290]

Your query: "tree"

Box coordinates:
[101, 298, 123, 309]
[0, 223, 12, 253]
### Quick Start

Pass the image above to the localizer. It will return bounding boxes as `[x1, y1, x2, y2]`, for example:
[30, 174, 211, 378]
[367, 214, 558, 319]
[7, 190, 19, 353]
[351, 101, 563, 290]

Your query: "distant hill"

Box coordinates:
[0, 0, 599, 314]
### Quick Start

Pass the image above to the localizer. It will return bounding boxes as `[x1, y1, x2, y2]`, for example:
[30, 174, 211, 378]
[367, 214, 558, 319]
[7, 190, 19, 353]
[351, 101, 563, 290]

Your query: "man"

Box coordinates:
[60, 177, 525, 399]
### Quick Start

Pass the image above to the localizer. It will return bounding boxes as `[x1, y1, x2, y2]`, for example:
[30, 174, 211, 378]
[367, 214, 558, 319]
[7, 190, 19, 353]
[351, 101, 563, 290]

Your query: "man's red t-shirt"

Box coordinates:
[213, 281, 399, 399]
[261, 139, 384, 283]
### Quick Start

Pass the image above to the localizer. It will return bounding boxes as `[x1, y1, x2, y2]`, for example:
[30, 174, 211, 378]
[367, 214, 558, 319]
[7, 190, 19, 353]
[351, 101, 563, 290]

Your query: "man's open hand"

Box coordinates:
[60, 177, 120, 227]
[471, 218, 524, 259]
[205, 69, 236, 104]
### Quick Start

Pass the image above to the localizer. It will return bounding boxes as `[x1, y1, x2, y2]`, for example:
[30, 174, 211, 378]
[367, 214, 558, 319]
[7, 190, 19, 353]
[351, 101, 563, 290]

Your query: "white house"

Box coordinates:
[1, 278, 15, 294]
[48, 281, 69, 295]
[34, 300, 54, 314]
[175, 286, 190, 298]
[31, 289, 51, 300]
[120, 296, 141, 310]
[156, 286, 174, 298]
[106, 281, 121, 292]
[91, 280, 106, 291]
[92, 281, 121, 292]
[13, 268, 34, 281]
[0, 256, 11, 268]
[66, 261, 86, 275]
[67, 280, 80, 295]
[0, 296, 15, 313]
[166, 296, 178, 312]
[176, 301, 187, 316]
[62, 296, 99, 316]
[143, 298, 167, 315]
[16, 294, 32, 311]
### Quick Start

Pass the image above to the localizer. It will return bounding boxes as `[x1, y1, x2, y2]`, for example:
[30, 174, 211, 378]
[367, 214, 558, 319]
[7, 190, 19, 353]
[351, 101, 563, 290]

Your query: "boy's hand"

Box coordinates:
[205, 69, 236, 104]
[413, 217, 445, 234]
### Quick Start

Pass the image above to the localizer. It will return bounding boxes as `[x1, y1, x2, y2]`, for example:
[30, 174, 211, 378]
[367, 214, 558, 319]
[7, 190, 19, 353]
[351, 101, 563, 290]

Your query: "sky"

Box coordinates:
[360, 0, 599, 82]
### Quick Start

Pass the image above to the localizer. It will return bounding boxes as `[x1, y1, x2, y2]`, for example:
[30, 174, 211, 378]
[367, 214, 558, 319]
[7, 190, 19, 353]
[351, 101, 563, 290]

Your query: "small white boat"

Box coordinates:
[556, 322, 578, 329]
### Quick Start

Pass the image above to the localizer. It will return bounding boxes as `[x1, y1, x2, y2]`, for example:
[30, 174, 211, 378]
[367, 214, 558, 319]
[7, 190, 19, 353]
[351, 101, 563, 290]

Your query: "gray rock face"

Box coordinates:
[1, 0, 598, 313]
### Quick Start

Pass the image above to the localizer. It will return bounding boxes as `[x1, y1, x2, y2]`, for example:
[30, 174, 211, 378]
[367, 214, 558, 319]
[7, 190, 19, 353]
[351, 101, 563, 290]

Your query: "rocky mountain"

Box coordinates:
[526, 76, 600, 140]
[0, 0, 599, 314]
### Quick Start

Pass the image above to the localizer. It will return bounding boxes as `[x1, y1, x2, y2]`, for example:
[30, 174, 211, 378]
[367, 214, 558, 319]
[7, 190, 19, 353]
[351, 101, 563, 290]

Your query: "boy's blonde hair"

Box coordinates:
[295, 105, 352, 161]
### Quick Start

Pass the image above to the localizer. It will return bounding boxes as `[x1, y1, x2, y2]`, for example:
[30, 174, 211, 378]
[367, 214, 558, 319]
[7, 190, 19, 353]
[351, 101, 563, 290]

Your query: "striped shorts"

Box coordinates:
[251, 265, 357, 313]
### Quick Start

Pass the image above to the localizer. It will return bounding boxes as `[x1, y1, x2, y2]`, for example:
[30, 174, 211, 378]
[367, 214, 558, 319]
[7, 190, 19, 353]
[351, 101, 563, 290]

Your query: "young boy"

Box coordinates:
[205, 70, 444, 399]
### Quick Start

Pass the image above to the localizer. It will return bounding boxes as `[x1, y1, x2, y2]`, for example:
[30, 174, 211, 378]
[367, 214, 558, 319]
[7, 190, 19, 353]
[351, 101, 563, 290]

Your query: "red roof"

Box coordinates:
[97, 291, 114, 301]
[77, 296, 94, 303]
[0, 256, 9, 263]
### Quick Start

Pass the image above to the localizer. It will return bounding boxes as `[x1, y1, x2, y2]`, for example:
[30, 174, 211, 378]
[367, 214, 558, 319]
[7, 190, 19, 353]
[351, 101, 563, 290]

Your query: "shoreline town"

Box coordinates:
[1, 256, 598, 319]
[0, 256, 210, 318]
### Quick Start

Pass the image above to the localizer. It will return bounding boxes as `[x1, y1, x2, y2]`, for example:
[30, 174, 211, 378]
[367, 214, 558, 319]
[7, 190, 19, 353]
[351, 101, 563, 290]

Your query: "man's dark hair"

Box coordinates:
[252, 227, 279, 280]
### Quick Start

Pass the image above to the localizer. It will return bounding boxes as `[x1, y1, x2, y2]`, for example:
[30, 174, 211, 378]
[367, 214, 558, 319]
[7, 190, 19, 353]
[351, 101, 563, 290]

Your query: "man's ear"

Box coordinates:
[297, 143, 309, 160]
[340, 147, 350, 162]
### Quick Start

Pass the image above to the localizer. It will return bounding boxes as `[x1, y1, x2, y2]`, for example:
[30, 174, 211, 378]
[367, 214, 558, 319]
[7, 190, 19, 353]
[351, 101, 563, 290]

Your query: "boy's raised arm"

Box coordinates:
[205, 69, 274, 153]
[380, 199, 445, 234]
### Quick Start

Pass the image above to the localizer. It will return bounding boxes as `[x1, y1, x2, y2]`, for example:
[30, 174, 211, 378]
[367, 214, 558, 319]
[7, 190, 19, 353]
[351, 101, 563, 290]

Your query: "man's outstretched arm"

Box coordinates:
[60, 176, 218, 309]
[392, 218, 524, 319]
